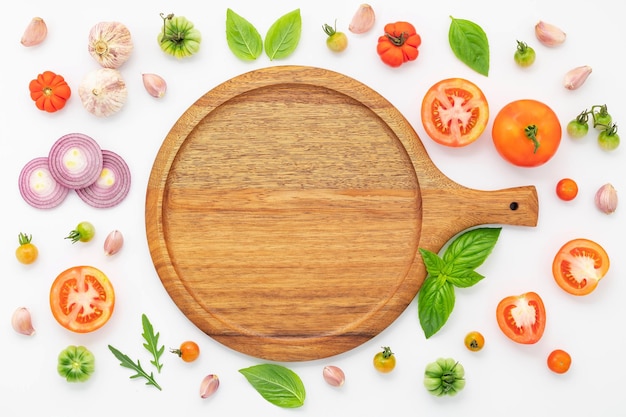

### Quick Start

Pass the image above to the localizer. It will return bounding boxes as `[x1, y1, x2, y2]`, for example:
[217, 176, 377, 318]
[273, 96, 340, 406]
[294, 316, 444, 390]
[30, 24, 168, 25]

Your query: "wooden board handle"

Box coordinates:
[418, 184, 538, 253]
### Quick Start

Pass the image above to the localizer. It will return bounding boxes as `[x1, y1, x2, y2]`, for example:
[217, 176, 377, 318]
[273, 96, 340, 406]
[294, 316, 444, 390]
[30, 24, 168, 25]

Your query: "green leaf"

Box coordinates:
[442, 227, 501, 271]
[448, 16, 490, 76]
[239, 363, 306, 408]
[264, 9, 302, 60]
[419, 248, 445, 277]
[141, 314, 164, 373]
[446, 269, 484, 288]
[108, 344, 162, 390]
[418, 276, 455, 339]
[226, 8, 263, 60]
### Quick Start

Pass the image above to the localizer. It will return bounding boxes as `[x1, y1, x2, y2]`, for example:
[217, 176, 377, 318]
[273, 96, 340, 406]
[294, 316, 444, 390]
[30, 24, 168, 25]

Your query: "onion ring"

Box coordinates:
[48, 132, 103, 189]
[18, 157, 70, 209]
[75, 149, 131, 208]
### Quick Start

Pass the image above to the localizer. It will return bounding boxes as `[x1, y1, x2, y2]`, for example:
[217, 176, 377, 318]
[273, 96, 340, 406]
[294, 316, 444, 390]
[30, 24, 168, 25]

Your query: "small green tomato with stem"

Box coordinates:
[514, 40, 536, 67]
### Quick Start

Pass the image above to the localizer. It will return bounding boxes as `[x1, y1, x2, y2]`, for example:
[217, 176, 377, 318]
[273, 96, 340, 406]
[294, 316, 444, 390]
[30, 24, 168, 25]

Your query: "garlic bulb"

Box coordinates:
[78, 68, 127, 117]
[21, 17, 48, 47]
[12, 307, 35, 336]
[88, 21, 134, 69]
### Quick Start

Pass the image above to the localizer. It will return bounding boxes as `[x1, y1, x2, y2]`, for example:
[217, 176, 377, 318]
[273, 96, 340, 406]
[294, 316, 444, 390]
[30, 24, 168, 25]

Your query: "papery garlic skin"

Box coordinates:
[564, 65, 592, 90]
[12, 307, 35, 336]
[535, 21, 566, 47]
[78, 68, 127, 117]
[349, 4, 376, 34]
[199, 374, 220, 399]
[595, 183, 618, 214]
[323, 365, 345, 387]
[104, 230, 124, 256]
[88, 22, 134, 69]
[142, 73, 167, 98]
[21, 17, 48, 47]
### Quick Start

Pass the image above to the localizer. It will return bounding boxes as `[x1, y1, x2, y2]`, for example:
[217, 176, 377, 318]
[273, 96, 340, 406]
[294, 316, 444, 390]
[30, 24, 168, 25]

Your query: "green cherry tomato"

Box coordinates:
[373, 346, 396, 373]
[598, 124, 620, 151]
[566, 116, 589, 139]
[323, 22, 348, 53]
[57, 345, 95, 383]
[514, 41, 536, 67]
[65, 221, 96, 244]
[593, 105, 612, 130]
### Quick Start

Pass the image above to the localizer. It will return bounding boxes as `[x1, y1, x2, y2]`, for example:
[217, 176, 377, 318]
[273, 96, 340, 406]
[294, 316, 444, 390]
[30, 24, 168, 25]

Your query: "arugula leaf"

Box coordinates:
[448, 16, 490, 76]
[264, 9, 302, 60]
[239, 363, 306, 408]
[226, 8, 263, 60]
[141, 314, 164, 373]
[108, 344, 162, 391]
[417, 227, 501, 338]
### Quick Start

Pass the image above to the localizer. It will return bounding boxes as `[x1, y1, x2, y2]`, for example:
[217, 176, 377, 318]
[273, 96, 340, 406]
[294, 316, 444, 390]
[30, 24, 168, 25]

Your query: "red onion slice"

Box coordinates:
[48, 132, 103, 189]
[18, 157, 70, 209]
[75, 150, 131, 208]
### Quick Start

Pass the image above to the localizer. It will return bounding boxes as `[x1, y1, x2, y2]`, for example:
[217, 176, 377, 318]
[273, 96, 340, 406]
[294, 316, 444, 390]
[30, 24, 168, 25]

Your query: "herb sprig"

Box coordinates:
[108, 345, 163, 391]
[418, 227, 501, 338]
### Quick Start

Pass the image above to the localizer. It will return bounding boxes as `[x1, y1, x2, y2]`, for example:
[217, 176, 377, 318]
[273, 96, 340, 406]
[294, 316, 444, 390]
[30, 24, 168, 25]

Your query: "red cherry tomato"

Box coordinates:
[547, 349, 572, 374]
[556, 178, 578, 201]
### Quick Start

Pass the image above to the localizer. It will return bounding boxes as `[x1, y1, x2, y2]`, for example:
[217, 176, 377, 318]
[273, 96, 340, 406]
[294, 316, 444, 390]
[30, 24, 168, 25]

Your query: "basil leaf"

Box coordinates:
[448, 16, 490, 76]
[442, 227, 501, 271]
[419, 248, 445, 277]
[226, 8, 263, 61]
[446, 269, 484, 288]
[264, 9, 302, 60]
[418, 275, 455, 339]
[239, 363, 306, 408]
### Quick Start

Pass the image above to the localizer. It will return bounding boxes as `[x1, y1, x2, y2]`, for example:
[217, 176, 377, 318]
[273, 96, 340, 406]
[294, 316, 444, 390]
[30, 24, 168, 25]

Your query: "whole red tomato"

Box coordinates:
[492, 99, 562, 167]
[376, 22, 421, 67]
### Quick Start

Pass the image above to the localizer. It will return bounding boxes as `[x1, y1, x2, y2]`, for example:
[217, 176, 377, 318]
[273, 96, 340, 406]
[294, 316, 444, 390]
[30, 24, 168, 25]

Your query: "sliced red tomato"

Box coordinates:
[496, 292, 546, 344]
[420, 78, 489, 147]
[552, 238, 610, 296]
[50, 265, 115, 333]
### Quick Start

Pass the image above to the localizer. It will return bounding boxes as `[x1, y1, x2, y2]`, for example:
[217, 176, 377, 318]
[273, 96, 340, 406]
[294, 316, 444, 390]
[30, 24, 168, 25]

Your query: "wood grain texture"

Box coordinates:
[145, 65, 538, 362]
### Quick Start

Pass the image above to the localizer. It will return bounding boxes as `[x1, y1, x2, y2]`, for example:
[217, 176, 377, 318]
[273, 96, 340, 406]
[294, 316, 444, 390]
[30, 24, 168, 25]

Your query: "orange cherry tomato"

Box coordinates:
[496, 292, 546, 344]
[16, 233, 39, 264]
[492, 99, 562, 167]
[556, 178, 578, 201]
[171, 340, 200, 362]
[421, 78, 489, 147]
[49, 265, 115, 333]
[464, 331, 485, 352]
[547, 349, 572, 374]
[373, 346, 396, 373]
[552, 238, 610, 296]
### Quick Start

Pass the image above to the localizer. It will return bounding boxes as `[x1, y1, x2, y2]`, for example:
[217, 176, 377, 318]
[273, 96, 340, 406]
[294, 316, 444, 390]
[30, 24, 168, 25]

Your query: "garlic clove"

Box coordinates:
[104, 230, 124, 256]
[12, 307, 35, 336]
[88, 22, 134, 69]
[595, 183, 618, 214]
[21, 17, 48, 47]
[199, 374, 220, 399]
[78, 68, 127, 117]
[349, 4, 376, 34]
[535, 21, 566, 47]
[142, 73, 167, 98]
[322, 365, 345, 387]
[564, 65, 592, 90]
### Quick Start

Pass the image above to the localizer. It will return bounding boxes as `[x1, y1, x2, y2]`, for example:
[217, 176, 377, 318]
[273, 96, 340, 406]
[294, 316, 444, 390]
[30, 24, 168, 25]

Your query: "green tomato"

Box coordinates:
[424, 358, 465, 397]
[323, 22, 348, 53]
[598, 125, 620, 151]
[566, 119, 589, 139]
[65, 221, 96, 244]
[514, 41, 536, 67]
[593, 105, 612, 130]
[158, 13, 201, 58]
[58, 345, 95, 383]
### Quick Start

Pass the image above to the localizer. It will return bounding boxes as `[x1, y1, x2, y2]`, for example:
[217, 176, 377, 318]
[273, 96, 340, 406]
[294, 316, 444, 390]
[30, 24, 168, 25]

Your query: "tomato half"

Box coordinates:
[492, 99, 562, 167]
[421, 78, 489, 147]
[552, 238, 610, 296]
[50, 265, 115, 333]
[496, 292, 546, 344]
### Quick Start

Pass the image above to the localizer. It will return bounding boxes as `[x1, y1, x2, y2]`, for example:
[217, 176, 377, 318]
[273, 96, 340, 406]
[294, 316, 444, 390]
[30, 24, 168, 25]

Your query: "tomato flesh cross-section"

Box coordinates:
[496, 292, 546, 344]
[50, 265, 115, 333]
[552, 238, 609, 296]
[421, 78, 489, 147]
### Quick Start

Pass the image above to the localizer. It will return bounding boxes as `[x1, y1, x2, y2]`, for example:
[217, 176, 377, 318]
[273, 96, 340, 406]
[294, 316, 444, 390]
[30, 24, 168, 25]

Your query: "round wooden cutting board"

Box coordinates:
[145, 65, 538, 362]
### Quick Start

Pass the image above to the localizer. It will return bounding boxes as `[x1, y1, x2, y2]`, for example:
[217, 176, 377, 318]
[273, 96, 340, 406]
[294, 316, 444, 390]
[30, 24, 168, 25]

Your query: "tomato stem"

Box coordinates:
[524, 124, 540, 153]
[322, 21, 337, 37]
[385, 31, 408, 46]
